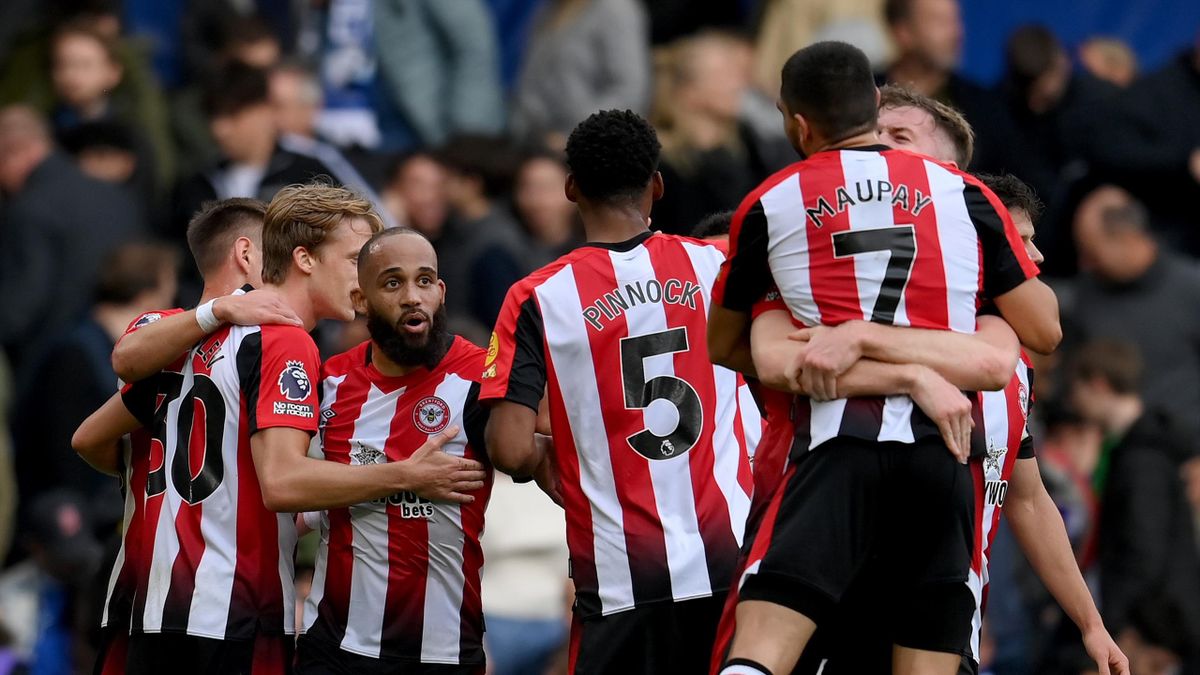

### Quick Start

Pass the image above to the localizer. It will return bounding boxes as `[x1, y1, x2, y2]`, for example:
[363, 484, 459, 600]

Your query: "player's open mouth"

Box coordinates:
[399, 313, 428, 333]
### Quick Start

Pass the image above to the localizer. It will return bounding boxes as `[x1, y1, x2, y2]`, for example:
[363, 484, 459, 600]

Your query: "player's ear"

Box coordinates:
[233, 236, 254, 274]
[293, 246, 314, 276]
[436, 278, 446, 304]
[650, 171, 664, 201]
[564, 174, 580, 204]
[351, 287, 367, 315]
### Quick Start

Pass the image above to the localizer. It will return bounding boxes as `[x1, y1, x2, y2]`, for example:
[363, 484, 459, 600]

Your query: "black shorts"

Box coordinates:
[739, 435, 976, 655]
[295, 635, 484, 675]
[124, 631, 294, 675]
[570, 594, 726, 675]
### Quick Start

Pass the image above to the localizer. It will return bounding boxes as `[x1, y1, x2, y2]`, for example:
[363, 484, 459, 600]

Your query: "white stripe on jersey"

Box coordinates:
[924, 161, 981, 334]
[840, 150, 906, 326]
[301, 374, 348, 633]
[610, 245, 712, 602]
[760, 173, 819, 327]
[535, 264, 637, 615]
[341, 383, 404, 657]
[684, 241, 754, 546]
[419, 374, 474, 664]
[142, 375, 187, 632]
[100, 449, 136, 628]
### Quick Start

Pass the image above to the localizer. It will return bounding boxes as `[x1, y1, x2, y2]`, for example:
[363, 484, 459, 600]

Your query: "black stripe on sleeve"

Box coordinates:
[503, 296, 547, 412]
[963, 182, 1033, 299]
[121, 375, 162, 428]
[720, 200, 773, 312]
[463, 382, 491, 463]
[237, 331, 262, 435]
[1017, 433, 1035, 459]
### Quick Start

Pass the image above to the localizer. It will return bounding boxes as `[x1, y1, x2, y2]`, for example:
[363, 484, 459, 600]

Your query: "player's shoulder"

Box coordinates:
[322, 340, 371, 380]
[440, 336, 487, 382]
[123, 307, 184, 335]
[646, 231, 728, 261]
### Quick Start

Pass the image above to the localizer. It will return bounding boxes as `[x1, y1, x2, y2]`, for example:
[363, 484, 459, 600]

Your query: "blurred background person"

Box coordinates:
[1068, 341, 1200, 674]
[752, 0, 889, 94]
[511, 0, 651, 146]
[512, 148, 582, 268]
[0, 105, 144, 383]
[1079, 37, 1138, 88]
[11, 242, 178, 543]
[59, 120, 154, 214]
[381, 150, 452, 242]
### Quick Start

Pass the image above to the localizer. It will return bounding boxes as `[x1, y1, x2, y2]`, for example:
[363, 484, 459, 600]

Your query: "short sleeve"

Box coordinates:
[1017, 433, 1035, 459]
[463, 382, 491, 459]
[961, 178, 1039, 299]
[119, 308, 184, 339]
[237, 326, 320, 435]
[120, 375, 161, 428]
[712, 198, 772, 313]
[750, 285, 787, 320]
[479, 285, 546, 412]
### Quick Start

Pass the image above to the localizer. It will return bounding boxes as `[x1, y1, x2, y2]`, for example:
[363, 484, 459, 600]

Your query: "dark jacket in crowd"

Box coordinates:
[170, 145, 338, 303]
[1098, 408, 1200, 657]
[0, 152, 144, 375]
[436, 208, 529, 331]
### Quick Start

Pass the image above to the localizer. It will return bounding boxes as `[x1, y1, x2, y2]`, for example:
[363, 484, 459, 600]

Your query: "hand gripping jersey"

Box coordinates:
[302, 337, 493, 666]
[714, 146, 1039, 451]
[480, 231, 759, 618]
[123, 323, 320, 639]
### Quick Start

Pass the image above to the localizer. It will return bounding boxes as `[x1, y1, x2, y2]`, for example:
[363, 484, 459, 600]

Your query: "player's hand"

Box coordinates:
[214, 290, 303, 327]
[789, 323, 864, 401]
[1083, 626, 1129, 675]
[909, 366, 973, 463]
[397, 427, 487, 504]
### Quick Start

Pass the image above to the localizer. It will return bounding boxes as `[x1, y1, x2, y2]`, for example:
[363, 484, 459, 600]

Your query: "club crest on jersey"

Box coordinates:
[278, 360, 311, 401]
[1018, 381, 1030, 419]
[133, 312, 163, 328]
[413, 396, 451, 433]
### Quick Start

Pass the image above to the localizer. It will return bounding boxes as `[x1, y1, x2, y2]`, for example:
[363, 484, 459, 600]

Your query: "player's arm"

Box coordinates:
[964, 177, 1062, 355]
[112, 291, 302, 383]
[1004, 456, 1130, 674]
[707, 198, 772, 376]
[71, 393, 141, 475]
[251, 426, 484, 511]
[752, 309, 974, 460]
[486, 401, 545, 477]
[787, 314, 1020, 399]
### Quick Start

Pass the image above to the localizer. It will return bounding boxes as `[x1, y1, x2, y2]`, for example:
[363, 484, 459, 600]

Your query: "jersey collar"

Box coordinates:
[581, 230, 654, 252]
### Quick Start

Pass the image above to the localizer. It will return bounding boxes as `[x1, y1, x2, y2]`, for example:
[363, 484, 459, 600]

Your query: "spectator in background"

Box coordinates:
[513, 148, 582, 268]
[373, 0, 505, 150]
[12, 242, 178, 539]
[753, 0, 889, 94]
[1068, 341, 1200, 674]
[1079, 37, 1138, 88]
[436, 135, 529, 332]
[1065, 185, 1200, 442]
[269, 62, 395, 227]
[48, 19, 173, 198]
[172, 61, 338, 303]
[59, 120, 154, 213]
[0, 105, 144, 381]
[650, 32, 777, 235]
[382, 151, 451, 242]
[511, 0, 651, 146]
[1088, 32, 1200, 253]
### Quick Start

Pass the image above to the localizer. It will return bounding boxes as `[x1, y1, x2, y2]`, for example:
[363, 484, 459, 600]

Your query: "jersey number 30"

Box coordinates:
[620, 328, 703, 461]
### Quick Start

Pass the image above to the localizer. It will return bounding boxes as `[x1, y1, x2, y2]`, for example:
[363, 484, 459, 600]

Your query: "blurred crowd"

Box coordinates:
[0, 0, 1198, 674]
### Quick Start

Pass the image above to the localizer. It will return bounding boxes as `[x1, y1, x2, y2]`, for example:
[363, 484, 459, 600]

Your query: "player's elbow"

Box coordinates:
[258, 476, 301, 512]
[71, 427, 118, 476]
[976, 349, 1019, 391]
[111, 344, 146, 383]
[1020, 321, 1062, 356]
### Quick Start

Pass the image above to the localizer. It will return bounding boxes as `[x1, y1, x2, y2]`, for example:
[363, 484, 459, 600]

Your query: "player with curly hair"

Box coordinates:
[481, 109, 761, 675]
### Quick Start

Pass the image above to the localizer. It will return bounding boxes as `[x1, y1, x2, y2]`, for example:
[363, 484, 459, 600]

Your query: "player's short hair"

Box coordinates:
[692, 210, 735, 239]
[1070, 340, 1142, 395]
[977, 173, 1043, 225]
[357, 227, 430, 269]
[780, 42, 878, 141]
[52, 18, 120, 65]
[262, 183, 385, 284]
[202, 61, 269, 119]
[879, 84, 974, 167]
[435, 135, 518, 200]
[187, 198, 268, 275]
[883, 0, 918, 26]
[565, 109, 661, 204]
[95, 242, 180, 304]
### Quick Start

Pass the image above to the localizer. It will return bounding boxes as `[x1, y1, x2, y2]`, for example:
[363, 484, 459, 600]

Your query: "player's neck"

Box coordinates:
[812, 129, 882, 154]
[197, 274, 254, 305]
[269, 280, 318, 331]
[581, 206, 650, 244]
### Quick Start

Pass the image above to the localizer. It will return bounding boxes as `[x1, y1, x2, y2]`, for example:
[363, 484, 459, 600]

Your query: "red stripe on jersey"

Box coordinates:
[231, 395, 283, 634]
[542, 342, 600, 605]
[570, 256, 672, 602]
[884, 152, 948, 329]
[313, 374, 372, 639]
[380, 402, 435, 656]
[969, 458, 986, 576]
[164, 500, 205, 629]
[131, 435, 166, 632]
[962, 173, 1041, 280]
[647, 240, 738, 590]
[799, 153, 860, 325]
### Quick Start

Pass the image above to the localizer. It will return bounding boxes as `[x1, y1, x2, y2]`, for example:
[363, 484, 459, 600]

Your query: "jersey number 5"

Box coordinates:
[620, 328, 703, 461]
[832, 225, 916, 324]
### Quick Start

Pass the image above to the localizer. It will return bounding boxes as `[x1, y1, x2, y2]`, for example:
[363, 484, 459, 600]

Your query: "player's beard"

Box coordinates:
[367, 303, 452, 370]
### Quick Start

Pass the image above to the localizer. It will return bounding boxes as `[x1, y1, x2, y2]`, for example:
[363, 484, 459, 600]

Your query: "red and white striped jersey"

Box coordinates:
[122, 322, 320, 639]
[103, 308, 185, 630]
[480, 231, 758, 618]
[714, 147, 1038, 451]
[966, 353, 1035, 663]
[302, 337, 492, 666]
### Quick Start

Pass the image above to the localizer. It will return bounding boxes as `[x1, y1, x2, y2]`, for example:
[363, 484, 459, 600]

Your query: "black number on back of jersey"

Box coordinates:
[832, 225, 917, 324]
[146, 373, 225, 504]
[620, 327, 703, 461]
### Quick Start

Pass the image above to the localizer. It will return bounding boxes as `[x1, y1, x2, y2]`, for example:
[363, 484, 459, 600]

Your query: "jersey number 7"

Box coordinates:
[832, 225, 917, 324]
[620, 327, 703, 461]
